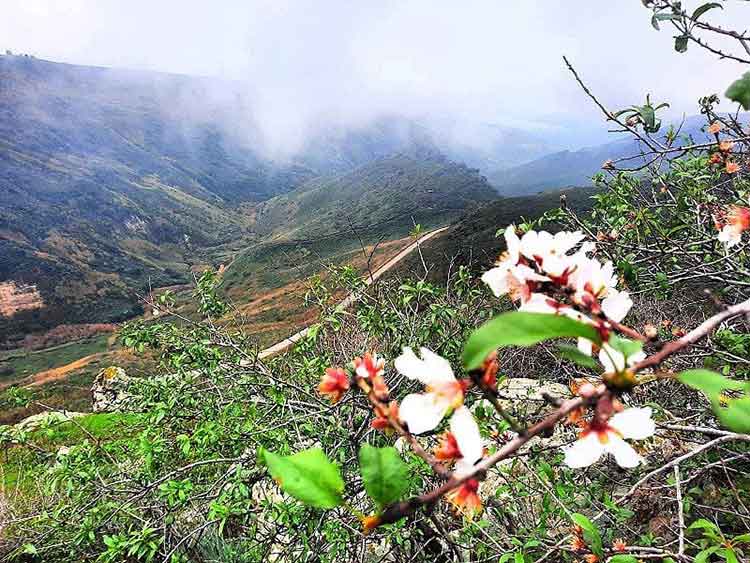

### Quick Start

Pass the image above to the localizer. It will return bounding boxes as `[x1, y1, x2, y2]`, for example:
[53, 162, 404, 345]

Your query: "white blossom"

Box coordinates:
[564, 407, 655, 469]
[449, 406, 484, 477]
[519, 230, 585, 263]
[600, 289, 633, 322]
[395, 347, 466, 435]
[718, 224, 742, 248]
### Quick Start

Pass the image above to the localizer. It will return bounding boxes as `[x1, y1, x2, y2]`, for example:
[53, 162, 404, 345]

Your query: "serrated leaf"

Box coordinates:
[692, 2, 722, 21]
[675, 35, 689, 53]
[556, 345, 599, 369]
[609, 556, 638, 563]
[463, 312, 601, 370]
[261, 447, 344, 509]
[571, 513, 603, 558]
[727, 72, 750, 110]
[358, 445, 409, 510]
[678, 369, 745, 397]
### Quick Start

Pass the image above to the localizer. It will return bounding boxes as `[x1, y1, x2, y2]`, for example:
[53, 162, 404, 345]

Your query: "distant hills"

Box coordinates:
[254, 148, 497, 241]
[219, 149, 497, 303]
[4, 54, 716, 345]
[0, 56, 505, 343]
[489, 115, 725, 195]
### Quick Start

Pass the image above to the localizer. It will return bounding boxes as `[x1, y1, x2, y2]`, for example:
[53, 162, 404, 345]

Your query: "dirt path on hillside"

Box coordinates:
[11, 227, 449, 388]
[20, 353, 105, 387]
[258, 226, 449, 359]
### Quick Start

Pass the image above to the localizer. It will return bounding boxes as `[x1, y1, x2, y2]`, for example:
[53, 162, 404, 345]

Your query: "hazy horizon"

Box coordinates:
[2, 1, 746, 155]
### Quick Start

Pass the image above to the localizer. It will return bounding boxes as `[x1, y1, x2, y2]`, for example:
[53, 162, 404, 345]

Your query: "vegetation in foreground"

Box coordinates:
[3, 3, 750, 562]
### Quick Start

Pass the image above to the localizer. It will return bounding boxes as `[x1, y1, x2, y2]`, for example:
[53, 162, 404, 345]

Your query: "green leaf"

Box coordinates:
[358, 445, 409, 510]
[675, 35, 689, 53]
[688, 518, 719, 532]
[678, 370, 745, 398]
[571, 513, 603, 558]
[261, 447, 344, 509]
[692, 2, 723, 21]
[651, 12, 680, 31]
[609, 556, 638, 563]
[717, 396, 750, 434]
[727, 72, 750, 110]
[556, 345, 599, 369]
[695, 547, 719, 563]
[639, 105, 656, 130]
[679, 370, 750, 433]
[463, 312, 601, 370]
[724, 547, 739, 563]
[607, 335, 643, 361]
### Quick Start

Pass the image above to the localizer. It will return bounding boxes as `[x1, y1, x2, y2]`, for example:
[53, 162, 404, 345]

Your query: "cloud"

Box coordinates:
[1, 0, 745, 152]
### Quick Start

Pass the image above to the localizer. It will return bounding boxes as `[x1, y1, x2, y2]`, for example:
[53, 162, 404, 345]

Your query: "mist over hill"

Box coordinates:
[5, 54, 709, 343]
[6, 55, 730, 344]
[0, 55, 533, 343]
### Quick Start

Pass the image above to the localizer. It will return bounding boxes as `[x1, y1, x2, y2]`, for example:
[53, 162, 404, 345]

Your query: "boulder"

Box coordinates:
[475, 378, 573, 504]
[91, 366, 135, 412]
[12, 410, 86, 433]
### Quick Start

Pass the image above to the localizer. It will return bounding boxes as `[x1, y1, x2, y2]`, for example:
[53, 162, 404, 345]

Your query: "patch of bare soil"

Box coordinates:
[0, 282, 44, 317]
[15, 354, 103, 388]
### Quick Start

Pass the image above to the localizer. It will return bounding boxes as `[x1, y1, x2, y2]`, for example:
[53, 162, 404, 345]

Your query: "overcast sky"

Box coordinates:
[1, 1, 745, 149]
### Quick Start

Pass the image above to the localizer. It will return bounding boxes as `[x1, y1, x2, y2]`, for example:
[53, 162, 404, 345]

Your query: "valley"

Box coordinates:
[0, 54, 616, 420]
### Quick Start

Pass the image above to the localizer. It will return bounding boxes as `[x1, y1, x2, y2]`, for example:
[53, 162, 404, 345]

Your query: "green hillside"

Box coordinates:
[393, 187, 597, 279]
[0, 57, 435, 343]
[221, 150, 498, 296]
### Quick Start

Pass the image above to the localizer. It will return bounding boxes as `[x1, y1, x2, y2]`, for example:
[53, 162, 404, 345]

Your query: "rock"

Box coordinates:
[91, 366, 135, 412]
[496, 377, 569, 420]
[476, 378, 572, 505]
[13, 410, 86, 433]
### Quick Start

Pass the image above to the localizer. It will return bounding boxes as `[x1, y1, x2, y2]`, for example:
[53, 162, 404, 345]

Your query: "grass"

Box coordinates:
[1, 412, 145, 492]
[0, 335, 111, 383]
[0, 346, 156, 425]
[27, 412, 145, 445]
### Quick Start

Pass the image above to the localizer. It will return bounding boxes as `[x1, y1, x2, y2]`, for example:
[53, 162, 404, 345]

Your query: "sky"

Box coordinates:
[1, 1, 745, 151]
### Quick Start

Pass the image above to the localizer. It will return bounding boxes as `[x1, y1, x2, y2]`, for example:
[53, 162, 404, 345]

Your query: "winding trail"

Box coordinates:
[258, 226, 449, 359]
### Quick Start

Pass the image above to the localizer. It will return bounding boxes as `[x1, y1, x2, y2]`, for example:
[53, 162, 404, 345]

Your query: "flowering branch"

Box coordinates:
[354, 374, 451, 480]
[632, 296, 750, 372]
[374, 387, 606, 527]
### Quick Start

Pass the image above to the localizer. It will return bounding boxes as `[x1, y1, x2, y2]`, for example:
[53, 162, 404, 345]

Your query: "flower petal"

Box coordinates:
[417, 347, 456, 383]
[504, 225, 521, 262]
[577, 337, 593, 356]
[453, 459, 477, 479]
[553, 230, 585, 254]
[519, 293, 558, 314]
[718, 225, 741, 248]
[599, 343, 625, 373]
[450, 406, 483, 465]
[399, 392, 449, 435]
[394, 347, 454, 385]
[609, 407, 655, 440]
[563, 432, 604, 468]
[604, 434, 643, 468]
[481, 266, 512, 297]
[601, 290, 633, 323]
